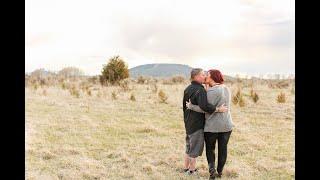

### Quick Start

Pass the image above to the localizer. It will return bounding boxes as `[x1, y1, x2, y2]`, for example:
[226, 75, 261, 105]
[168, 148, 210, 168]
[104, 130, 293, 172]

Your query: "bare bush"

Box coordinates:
[79, 81, 91, 91]
[276, 80, 290, 88]
[28, 69, 59, 88]
[170, 75, 186, 83]
[268, 80, 290, 89]
[58, 67, 84, 78]
[162, 79, 174, 85]
[137, 76, 147, 84]
[31, 68, 56, 79]
[161, 75, 186, 85]
[153, 78, 159, 83]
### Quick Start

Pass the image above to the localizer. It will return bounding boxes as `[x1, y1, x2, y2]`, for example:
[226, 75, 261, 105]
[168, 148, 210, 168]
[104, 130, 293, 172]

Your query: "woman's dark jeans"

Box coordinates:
[204, 131, 232, 174]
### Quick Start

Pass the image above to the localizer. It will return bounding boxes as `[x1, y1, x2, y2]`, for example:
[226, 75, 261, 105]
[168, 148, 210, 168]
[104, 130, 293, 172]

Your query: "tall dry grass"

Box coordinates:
[25, 75, 295, 179]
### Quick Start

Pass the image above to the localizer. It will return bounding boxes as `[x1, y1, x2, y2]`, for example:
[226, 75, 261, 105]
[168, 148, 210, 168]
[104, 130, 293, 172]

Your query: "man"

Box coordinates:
[182, 68, 228, 175]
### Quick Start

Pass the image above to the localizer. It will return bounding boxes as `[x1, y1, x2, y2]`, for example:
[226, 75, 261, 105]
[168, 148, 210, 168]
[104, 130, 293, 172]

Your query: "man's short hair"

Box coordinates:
[190, 68, 203, 79]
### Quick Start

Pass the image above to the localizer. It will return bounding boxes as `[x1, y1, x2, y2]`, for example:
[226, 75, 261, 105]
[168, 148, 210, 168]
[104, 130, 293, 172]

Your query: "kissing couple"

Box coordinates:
[183, 68, 234, 179]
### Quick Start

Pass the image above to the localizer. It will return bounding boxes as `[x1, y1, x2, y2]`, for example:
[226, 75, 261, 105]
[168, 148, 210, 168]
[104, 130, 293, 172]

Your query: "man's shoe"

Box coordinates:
[216, 172, 222, 178]
[209, 174, 215, 180]
[187, 168, 198, 175]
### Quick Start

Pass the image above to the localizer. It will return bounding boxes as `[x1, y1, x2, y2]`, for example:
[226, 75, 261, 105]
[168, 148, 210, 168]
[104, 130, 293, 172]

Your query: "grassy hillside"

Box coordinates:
[25, 78, 294, 179]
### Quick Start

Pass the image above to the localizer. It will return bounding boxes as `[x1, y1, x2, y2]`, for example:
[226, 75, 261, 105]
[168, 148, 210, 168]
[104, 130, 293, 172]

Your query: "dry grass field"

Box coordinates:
[25, 78, 294, 179]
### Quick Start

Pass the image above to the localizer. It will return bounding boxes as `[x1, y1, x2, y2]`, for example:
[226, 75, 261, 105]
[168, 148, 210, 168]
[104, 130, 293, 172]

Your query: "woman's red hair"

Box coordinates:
[208, 69, 224, 84]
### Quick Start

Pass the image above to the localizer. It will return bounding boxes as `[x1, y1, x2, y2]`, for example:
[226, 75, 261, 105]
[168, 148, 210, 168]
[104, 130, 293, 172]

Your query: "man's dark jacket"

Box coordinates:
[183, 81, 217, 135]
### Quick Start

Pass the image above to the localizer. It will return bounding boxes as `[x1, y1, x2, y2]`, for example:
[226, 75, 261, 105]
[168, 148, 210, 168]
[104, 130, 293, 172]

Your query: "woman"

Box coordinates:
[186, 69, 234, 179]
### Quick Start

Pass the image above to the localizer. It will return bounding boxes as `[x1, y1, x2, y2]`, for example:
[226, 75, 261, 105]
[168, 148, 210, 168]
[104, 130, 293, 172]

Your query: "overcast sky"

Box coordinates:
[26, 0, 294, 76]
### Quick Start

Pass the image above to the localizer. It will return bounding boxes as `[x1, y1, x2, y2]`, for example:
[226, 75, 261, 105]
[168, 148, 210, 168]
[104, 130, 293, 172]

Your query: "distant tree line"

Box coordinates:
[27, 55, 130, 86]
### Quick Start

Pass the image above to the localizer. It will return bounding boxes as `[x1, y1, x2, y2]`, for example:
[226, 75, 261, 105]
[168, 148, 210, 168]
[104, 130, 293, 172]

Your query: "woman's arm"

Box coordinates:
[186, 98, 226, 114]
[188, 87, 227, 113]
[186, 101, 206, 113]
[186, 99, 225, 114]
[185, 87, 228, 113]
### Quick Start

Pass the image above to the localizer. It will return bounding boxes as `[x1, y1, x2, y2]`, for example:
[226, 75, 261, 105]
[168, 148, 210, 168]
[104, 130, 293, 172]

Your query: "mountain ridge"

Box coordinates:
[129, 63, 193, 78]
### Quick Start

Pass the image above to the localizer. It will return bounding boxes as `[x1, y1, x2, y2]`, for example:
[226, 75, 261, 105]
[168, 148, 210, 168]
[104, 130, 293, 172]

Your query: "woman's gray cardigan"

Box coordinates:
[188, 84, 234, 133]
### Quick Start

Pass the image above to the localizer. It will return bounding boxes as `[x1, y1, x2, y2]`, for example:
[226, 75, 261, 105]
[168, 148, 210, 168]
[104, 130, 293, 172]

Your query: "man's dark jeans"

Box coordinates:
[204, 131, 232, 174]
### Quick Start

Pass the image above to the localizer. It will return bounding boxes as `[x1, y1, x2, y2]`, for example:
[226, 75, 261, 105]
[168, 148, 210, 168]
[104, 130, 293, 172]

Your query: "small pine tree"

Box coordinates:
[100, 56, 129, 85]
[130, 93, 136, 101]
[87, 89, 92, 96]
[61, 82, 67, 90]
[232, 95, 238, 105]
[33, 83, 38, 91]
[232, 88, 242, 105]
[239, 96, 245, 107]
[249, 89, 259, 103]
[112, 91, 117, 100]
[277, 92, 286, 103]
[158, 90, 168, 103]
[252, 92, 259, 103]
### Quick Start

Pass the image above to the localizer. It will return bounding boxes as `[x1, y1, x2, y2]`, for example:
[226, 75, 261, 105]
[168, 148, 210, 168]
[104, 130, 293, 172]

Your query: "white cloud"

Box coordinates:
[26, 0, 294, 75]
